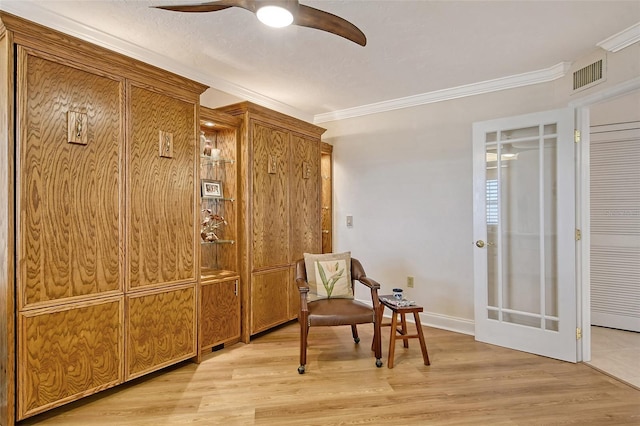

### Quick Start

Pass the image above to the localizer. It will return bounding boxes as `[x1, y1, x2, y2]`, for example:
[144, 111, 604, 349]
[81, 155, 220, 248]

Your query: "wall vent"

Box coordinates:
[573, 59, 604, 91]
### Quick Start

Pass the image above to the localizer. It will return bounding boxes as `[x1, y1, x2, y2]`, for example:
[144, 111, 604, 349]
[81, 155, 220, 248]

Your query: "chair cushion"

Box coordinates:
[304, 252, 353, 302]
[308, 298, 375, 326]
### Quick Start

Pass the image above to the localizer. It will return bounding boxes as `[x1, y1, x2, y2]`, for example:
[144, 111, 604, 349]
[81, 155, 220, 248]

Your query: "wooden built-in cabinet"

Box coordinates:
[197, 107, 241, 353]
[0, 12, 207, 424]
[216, 102, 325, 342]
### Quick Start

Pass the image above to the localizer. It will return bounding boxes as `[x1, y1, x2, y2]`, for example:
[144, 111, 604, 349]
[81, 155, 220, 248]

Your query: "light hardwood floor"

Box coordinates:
[21, 322, 640, 425]
[588, 325, 640, 389]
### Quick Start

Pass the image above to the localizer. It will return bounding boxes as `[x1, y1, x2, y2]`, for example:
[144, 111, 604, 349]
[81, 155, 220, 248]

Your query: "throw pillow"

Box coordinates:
[303, 252, 353, 302]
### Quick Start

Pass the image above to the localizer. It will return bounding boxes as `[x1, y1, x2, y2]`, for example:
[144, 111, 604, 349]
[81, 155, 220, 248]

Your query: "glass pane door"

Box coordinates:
[473, 108, 576, 362]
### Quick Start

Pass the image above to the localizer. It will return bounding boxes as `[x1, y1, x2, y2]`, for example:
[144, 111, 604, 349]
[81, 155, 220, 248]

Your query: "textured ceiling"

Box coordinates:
[2, 0, 640, 121]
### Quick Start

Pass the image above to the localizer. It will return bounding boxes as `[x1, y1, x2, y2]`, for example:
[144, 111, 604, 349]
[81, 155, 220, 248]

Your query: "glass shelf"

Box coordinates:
[201, 239, 235, 245]
[201, 156, 235, 165]
[201, 197, 234, 202]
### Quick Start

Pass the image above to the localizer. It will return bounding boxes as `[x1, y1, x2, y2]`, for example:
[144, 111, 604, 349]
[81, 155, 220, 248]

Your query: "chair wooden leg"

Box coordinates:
[351, 324, 360, 343]
[373, 308, 383, 367]
[299, 315, 309, 374]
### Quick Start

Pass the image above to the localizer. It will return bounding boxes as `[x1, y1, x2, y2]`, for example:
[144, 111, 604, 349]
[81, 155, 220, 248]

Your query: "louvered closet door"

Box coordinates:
[590, 122, 640, 332]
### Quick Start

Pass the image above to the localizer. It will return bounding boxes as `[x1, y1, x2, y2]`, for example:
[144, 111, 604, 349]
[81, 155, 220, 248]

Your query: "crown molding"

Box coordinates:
[597, 22, 640, 53]
[0, 2, 313, 122]
[313, 62, 571, 124]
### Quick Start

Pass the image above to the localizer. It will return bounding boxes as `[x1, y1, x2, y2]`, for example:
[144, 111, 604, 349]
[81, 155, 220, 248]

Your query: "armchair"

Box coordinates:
[295, 256, 383, 374]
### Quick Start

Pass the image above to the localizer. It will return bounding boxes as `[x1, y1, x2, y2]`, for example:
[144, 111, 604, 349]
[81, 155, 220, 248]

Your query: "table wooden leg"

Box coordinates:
[400, 312, 409, 348]
[413, 311, 430, 366]
[387, 311, 398, 368]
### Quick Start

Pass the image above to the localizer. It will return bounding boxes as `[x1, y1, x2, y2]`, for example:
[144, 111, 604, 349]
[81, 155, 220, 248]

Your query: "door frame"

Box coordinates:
[570, 76, 640, 362]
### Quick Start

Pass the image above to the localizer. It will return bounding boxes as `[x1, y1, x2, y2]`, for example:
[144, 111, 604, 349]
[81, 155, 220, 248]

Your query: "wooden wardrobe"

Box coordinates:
[216, 102, 326, 342]
[0, 13, 207, 424]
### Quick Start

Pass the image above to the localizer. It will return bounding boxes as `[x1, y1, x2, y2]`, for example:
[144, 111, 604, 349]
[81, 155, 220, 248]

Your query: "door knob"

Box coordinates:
[475, 240, 485, 248]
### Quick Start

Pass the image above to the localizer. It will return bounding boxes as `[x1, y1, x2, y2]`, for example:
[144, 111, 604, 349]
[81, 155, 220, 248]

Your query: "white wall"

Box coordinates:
[322, 43, 640, 334]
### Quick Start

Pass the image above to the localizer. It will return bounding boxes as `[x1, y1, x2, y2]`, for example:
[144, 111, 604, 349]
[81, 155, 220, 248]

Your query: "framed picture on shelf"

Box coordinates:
[201, 179, 223, 198]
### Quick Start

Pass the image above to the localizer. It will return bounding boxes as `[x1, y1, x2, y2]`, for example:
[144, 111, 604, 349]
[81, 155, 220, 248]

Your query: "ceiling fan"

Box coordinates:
[154, 0, 367, 46]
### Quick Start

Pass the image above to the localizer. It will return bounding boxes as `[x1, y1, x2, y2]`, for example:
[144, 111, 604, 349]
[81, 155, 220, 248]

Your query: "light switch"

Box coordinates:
[346, 215, 353, 227]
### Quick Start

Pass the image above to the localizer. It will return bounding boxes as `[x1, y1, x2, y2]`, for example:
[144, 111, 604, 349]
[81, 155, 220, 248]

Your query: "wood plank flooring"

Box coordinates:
[20, 322, 640, 425]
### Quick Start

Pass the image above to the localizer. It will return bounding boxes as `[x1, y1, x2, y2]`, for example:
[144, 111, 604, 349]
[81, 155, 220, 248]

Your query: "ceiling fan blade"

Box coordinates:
[294, 4, 366, 46]
[154, 0, 255, 13]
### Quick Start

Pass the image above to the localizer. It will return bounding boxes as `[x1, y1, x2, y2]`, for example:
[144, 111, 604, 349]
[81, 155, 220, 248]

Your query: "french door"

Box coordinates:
[472, 108, 577, 362]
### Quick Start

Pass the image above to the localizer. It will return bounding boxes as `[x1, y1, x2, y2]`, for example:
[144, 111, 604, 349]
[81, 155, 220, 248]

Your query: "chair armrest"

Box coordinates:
[297, 277, 310, 293]
[297, 278, 309, 312]
[357, 277, 382, 318]
[357, 276, 380, 290]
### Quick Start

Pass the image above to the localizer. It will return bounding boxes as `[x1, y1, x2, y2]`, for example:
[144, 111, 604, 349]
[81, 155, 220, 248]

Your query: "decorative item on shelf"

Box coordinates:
[201, 179, 223, 198]
[201, 209, 227, 242]
[201, 131, 221, 160]
[200, 131, 211, 157]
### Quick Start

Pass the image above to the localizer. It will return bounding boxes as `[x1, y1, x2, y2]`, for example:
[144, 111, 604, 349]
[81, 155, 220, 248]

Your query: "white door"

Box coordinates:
[473, 108, 577, 362]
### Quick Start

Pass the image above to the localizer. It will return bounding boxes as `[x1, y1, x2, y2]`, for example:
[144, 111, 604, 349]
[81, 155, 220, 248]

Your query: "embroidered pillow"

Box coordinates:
[303, 252, 353, 302]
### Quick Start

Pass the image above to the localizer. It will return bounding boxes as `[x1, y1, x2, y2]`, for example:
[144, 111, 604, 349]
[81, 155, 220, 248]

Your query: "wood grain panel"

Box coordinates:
[18, 298, 123, 420]
[126, 285, 196, 379]
[18, 49, 122, 307]
[251, 269, 290, 334]
[251, 121, 289, 269]
[128, 86, 196, 289]
[0, 30, 16, 426]
[289, 133, 321, 262]
[200, 279, 240, 350]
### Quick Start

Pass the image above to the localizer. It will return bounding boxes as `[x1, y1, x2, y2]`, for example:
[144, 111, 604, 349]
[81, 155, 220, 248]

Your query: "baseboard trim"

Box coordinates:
[359, 298, 476, 336]
[417, 311, 475, 336]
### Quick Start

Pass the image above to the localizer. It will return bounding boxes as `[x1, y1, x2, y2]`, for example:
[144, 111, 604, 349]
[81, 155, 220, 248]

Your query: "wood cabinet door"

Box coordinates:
[18, 298, 123, 420]
[288, 265, 299, 320]
[251, 269, 290, 334]
[126, 285, 197, 379]
[128, 85, 197, 289]
[17, 48, 124, 308]
[200, 278, 240, 349]
[251, 121, 289, 269]
[289, 133, 321, 262]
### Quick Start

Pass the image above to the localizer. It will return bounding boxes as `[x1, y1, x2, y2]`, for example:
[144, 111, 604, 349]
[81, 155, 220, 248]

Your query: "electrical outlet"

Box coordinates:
[407, 276, 414, 288]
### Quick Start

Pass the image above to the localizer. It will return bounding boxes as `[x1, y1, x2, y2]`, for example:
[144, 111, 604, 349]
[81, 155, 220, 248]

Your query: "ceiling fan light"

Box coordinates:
[256, 5, 293, 28]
